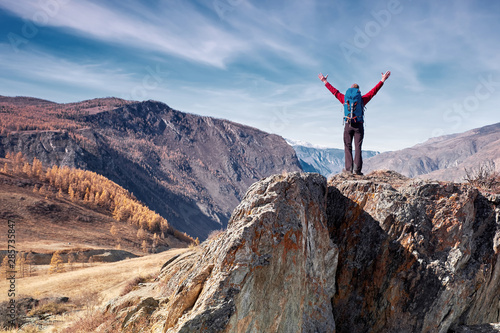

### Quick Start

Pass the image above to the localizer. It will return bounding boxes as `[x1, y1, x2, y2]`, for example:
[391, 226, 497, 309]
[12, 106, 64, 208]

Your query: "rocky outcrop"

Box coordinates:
[0, 130, 88, 169]
[328, 170, 500, 333]
[106, 172, 337, 332]
[104, 170, 500, 332]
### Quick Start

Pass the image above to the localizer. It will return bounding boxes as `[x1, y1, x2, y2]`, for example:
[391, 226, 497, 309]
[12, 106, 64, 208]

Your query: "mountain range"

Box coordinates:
[1, 94, 499, 241]
[0, 96, 301, 240]
[287, 139, 379, 177]
[363, 122, 500, 181]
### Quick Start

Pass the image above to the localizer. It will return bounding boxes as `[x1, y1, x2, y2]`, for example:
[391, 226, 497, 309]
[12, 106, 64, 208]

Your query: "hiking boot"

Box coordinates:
[342, 169, 353, 174]
[354, 170, 363, 176]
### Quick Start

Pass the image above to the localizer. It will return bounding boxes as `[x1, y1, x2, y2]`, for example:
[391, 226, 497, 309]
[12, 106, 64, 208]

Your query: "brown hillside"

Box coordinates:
[0, 96, 134, 133]
[0, 97, 302, 239]
[363, 122, 500, 181]
[0, 156, 191, 255]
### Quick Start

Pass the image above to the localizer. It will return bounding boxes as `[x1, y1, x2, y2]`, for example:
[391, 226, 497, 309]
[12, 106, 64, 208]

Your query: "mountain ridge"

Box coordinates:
[287, 140, 379, 177]
[0, 97, 302, 239]
[363, 122, 500, 181]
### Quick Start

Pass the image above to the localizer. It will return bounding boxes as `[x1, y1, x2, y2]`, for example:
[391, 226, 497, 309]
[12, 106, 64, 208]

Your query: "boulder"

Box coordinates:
[109, 172, 338, 332]
[328, 170, 500, 333]
[106, 170, 500, 332]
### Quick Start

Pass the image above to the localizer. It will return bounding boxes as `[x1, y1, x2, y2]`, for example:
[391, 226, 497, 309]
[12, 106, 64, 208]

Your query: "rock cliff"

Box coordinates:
[106, 172, 337, 332]
[103, 171, 500, 332]
[328, 170, 500, 332]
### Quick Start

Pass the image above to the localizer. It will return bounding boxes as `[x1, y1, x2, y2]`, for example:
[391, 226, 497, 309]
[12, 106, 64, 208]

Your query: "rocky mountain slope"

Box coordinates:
[287, 139, 379, 176]
[363, 122, 500, 181]
[96, 171, 500, 332]
[0, 97, 302, 239]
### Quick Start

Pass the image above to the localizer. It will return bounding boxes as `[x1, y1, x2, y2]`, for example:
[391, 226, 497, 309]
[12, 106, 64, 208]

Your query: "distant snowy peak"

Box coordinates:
[285, 138, 337, 149]
[287, 138, 380, 177]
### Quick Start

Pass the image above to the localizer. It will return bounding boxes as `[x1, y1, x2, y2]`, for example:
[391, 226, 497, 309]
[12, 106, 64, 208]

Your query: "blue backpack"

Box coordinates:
[344, 87, 364, 124]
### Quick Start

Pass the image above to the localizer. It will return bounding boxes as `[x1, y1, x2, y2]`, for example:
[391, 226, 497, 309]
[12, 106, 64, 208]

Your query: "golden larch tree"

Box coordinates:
[49, 251, 65, 274]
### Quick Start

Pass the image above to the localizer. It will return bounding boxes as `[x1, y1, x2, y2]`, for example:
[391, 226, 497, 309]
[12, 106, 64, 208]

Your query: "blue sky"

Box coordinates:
[1, 0, 500, 152]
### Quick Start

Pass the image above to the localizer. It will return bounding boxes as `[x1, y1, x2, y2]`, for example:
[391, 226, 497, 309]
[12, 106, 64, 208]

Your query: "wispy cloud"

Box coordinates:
[0, 43, 156, 101]
[1, 0, 499, 151]
[0, 0, 249, 68]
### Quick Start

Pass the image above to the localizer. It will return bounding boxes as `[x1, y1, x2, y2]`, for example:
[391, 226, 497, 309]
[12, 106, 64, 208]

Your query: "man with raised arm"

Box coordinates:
[318, 71, 391, 175]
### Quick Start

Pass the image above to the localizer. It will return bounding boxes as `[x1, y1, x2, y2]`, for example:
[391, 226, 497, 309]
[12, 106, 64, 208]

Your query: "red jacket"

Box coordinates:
[325, 81, 384, 105]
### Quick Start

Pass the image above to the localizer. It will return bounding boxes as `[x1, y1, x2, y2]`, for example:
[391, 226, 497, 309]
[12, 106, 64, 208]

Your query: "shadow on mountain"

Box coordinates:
[82, 134, 227, 239]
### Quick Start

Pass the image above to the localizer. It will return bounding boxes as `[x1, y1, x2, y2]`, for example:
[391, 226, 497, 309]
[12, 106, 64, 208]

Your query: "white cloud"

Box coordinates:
[0, 0, 248, 68]
[1, 0, 500, 151]
[0, 44, 157, 101]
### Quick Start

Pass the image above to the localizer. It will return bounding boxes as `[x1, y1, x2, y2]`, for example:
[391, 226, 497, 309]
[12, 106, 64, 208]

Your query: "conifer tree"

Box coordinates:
[49, 251, 65, 274]
[16, 252, 26, 278]
[153, 233, 159, 249]
[141, 240, 149, 253]
[68, 184, 76, 201]
[110, 225, 118, 237]
[23, 162, 32, 176]
[1, 255, 10, 279]
[32, 157, 43, 177]
[136, 228, 147, 240]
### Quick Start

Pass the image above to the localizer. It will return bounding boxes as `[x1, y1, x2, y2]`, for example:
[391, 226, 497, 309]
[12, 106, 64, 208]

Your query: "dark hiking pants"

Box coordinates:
[343, 122, 364, 173]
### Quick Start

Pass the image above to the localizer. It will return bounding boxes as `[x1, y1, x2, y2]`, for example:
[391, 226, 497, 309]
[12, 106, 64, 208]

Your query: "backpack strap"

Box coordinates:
[344, 100, 358, 124]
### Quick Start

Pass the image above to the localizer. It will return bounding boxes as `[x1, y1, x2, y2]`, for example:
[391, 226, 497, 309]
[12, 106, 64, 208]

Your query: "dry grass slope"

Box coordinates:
[0, 248, 188, 332]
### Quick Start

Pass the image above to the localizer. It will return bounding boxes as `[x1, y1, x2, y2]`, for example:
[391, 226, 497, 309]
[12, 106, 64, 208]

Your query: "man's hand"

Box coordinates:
[381, 70, 391, 82]
[318, 73, 328, 84]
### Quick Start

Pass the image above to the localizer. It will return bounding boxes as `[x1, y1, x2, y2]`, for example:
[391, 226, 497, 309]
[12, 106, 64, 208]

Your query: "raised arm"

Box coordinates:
[319, 73, 345, 104]
[362, 70, 391, 104]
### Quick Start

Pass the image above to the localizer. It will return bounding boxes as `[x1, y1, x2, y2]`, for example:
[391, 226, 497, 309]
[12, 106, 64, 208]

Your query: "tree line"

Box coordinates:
[2, 152, 194, 244]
